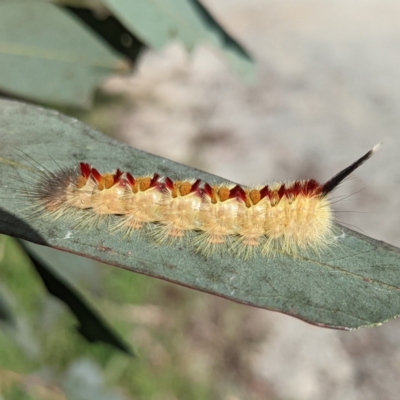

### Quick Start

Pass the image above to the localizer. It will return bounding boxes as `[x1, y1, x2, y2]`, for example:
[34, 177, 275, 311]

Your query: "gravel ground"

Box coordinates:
[103, 1, 400, 398]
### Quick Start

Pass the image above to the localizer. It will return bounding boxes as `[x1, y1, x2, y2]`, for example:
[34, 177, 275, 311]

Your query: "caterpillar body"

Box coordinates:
[21, 144, 380, 259]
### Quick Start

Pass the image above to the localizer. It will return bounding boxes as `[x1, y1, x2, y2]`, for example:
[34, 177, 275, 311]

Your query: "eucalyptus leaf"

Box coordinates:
[50, 0, 106, 10]
[0, 99, 399, 330]
[0, 0, 128, 108]
[19, 240, 134, 356]
[64, 6, 145, 63]
[101, 0, 255, 83]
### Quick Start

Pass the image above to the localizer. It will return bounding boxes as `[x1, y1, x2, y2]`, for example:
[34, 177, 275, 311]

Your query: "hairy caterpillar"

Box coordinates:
[18, 144, 380, 259]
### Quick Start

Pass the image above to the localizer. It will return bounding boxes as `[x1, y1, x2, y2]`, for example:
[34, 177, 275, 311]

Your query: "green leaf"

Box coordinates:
[0, 0, 128, 108]
[0, 99, 400, 330]
[19, 240, 135, 356]
[63, 6, 145, 63]
[50, 0, 106, 10]
[101, 0, 255, 83]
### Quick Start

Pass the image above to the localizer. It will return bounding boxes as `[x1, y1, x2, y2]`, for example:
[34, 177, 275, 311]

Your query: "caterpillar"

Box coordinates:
[19, 144, 380, 259]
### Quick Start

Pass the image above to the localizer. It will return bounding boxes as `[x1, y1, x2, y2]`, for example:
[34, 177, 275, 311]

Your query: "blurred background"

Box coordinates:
[1, 0, 400, 399]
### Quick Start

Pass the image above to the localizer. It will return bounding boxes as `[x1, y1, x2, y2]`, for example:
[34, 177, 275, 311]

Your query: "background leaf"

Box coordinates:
[19, 240, 135, 356]
[0, 99, 399, 330]
[0, 0, 128, 108]
[50, 0, 105, 9]
[64, 5, 145, 63]
[101, 0, 256, 83]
